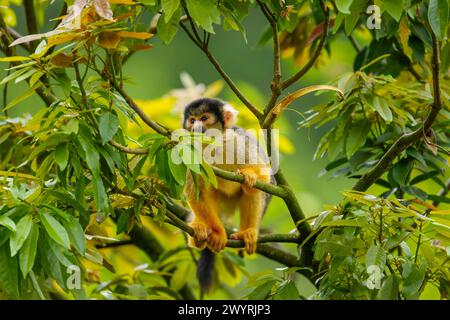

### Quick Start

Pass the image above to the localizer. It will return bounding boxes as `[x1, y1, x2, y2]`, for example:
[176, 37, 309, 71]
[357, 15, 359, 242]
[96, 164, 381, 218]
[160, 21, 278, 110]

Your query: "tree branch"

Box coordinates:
[179, 19, 262, 120]
[107, 78, 172, 137]
[0, 21, 55, 107]
[23, 0, 38, 50]
[352, 33, 443, 192]
[4, 27, 31, 52]
[109, 139, 148, 154]
[109, 139, 287, 198]
[280, 0, 329, 90]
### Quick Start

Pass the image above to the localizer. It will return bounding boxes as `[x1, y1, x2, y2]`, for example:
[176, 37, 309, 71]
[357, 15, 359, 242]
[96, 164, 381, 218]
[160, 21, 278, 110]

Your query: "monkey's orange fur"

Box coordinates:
[185, 164, 270, 254]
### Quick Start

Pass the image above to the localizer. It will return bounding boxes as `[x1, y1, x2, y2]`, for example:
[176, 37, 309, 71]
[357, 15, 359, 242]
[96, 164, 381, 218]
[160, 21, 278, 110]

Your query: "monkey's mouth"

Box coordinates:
[192, 126, 205, 133]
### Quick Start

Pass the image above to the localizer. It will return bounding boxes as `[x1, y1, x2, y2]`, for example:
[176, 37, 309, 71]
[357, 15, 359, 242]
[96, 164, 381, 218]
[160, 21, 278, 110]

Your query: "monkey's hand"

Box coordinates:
[189, 221, 211, 248]
[236, 168, 258, 191]
[230, 228, 258, 255]
[207, 226, 227, 253]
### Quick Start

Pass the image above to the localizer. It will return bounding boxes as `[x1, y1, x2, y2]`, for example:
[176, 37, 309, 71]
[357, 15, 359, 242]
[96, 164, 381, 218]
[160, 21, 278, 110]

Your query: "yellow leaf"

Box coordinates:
[98, 31, 121, 49]
[117, 31, 154, 40]
[399, 17, 412, 58]
[264, 85, 344, 126]
[131, 43, 153, 51]
[430, 210, 450, 215]
[0, 56, 31, 62]
[0, 171, 36, 180]
[47, 33, 80, 47]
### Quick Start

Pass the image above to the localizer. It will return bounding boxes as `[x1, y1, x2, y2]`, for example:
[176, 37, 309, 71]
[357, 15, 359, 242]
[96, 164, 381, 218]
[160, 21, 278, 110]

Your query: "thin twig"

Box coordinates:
[108, 139, 287, 198]
[280, 0, 329, 90]
[352, 33, 443, 192]
[256, 0, 282, 117]
[179, 19, 262, 120]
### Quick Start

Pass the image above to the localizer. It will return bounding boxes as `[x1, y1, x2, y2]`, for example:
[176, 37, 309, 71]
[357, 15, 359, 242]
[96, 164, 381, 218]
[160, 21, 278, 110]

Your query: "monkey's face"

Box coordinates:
[184, 112, 222, 133]
[183, 98, 238, 133]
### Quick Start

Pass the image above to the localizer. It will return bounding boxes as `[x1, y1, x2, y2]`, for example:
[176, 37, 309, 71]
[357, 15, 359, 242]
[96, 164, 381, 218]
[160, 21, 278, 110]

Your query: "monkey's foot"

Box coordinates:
[207, 229, 228, 253]
[236, 169, 258, 190]
[230, 228, 258, 255]
[188, 236, 207, 249]
[190, 222, 211, 248]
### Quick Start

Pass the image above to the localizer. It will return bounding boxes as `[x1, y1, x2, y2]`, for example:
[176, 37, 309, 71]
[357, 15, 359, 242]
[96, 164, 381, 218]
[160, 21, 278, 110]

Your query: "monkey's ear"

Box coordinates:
[223, 104, 238, 128]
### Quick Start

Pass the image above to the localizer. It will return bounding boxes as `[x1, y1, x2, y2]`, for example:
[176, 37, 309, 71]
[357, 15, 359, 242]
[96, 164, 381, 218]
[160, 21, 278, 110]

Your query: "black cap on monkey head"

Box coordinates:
[183, 98, 238, 129]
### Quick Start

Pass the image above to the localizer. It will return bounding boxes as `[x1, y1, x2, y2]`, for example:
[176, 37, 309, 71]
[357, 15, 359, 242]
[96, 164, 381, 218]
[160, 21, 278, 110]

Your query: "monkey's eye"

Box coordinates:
[200, 116, 208, 122]
[190, 118, 195, 124]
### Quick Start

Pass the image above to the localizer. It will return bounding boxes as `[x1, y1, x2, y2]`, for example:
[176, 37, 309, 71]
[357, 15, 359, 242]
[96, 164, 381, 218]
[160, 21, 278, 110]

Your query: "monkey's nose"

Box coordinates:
[192, 122, 204, 133]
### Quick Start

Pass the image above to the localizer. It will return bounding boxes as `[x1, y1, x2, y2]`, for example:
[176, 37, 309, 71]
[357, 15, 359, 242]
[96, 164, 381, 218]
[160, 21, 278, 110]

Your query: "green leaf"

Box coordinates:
[370, 96, 393, 122]
[0, 215, 17, 232]
[140, 0, 156, 4]
[377, 275, 399, 300]
[78, 125, 109, 219]
[14, 68, 36, 84]
[201, 162, 218, 188]
[54, 69, 71, 96]
[384, 231, 410, 250]
[157, 8, 181, 44]
[220, 4, 247, 42]
[428, 0, 450, 39]
[320, 218, 367, 227]
[19, 223, 39, 278]
[63, 215, 86, 255]
[344, 120, 371, 158]
[335, 0, 354, 14]
[10, 214, 33, 257]
[317, 240, 353, 256]
[402, 263, 425, 299]
[40, 211, 70, 249]
[391, 158, 413, 186]
[55, 143, 69, 171]
[365, 245, 386, 269]
[47, 190, 86, 215]
[344, 0, 366, 35]
[156, 147, 171, 183]
[29, 70, 45, 87]
[116, 211, 130, 235]
[168, 149, 187, 185]
[0, 245, 19, 298]
[0, 68, 30, 86]
[162, 0, 180, 22]
[4, 82, 43, 112]
[28, 133, 70, 160]
[248, 280, 276, 300]
[186, 0, 221, 33]
[98, 112, 119, 145]
[170, 261, 192, 291]
[383, 0, 404, 22]
[275, 281, 300, 300]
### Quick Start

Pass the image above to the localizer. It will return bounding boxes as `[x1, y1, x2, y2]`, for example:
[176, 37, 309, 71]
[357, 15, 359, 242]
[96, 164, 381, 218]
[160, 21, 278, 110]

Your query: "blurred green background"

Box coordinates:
[2, 2, 361, 298]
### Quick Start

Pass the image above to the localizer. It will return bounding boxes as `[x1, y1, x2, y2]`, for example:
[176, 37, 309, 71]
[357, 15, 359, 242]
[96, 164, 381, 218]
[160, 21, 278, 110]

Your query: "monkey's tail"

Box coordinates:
[196, 248, 215, 294]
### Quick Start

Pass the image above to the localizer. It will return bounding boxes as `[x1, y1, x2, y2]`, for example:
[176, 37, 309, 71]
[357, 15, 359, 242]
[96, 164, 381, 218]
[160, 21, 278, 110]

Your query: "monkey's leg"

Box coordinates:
[187, 191, 227, 253]
[232, 167, 270, 254]
[231, 188, 266, 254]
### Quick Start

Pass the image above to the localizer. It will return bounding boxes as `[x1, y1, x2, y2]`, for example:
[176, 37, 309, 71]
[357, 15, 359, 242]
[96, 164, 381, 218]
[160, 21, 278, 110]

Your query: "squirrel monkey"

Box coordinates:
[182, 98, 272, 292]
